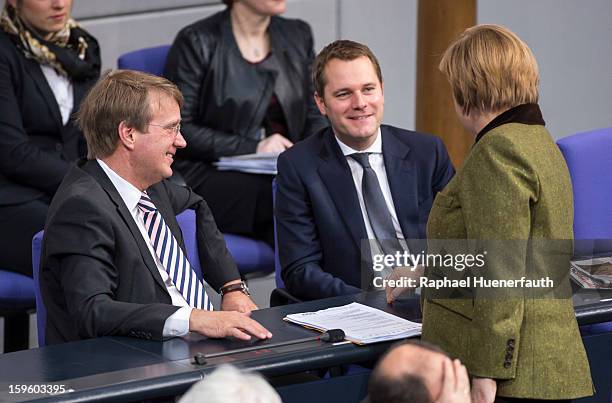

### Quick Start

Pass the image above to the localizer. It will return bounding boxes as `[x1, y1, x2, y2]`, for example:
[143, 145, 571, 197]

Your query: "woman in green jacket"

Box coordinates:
[421, 25, 593, 402]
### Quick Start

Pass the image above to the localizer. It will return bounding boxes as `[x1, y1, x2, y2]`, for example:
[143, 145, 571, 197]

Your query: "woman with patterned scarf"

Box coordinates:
[0, 0, 100, 280]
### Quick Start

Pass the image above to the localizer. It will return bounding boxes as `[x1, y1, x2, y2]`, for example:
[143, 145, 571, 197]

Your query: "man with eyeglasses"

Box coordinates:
[40, 70, 272, 344]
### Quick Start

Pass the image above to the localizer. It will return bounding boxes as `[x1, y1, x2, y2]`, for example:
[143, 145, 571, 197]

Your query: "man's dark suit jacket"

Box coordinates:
[275, 125, 455, 300]
[41, 159, 240, 344]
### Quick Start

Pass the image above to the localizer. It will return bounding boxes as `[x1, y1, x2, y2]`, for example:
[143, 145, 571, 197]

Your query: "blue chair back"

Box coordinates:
[117, 45, 171, 76]
[32, 230, 46, 347]
[176, 210, 203, 279]
[272, 178, 284, 288]
[0, 270, 34, 311]
[558, 127, 612, 335]
[557, 127, 612, 255]
[176, 209, 274, 278]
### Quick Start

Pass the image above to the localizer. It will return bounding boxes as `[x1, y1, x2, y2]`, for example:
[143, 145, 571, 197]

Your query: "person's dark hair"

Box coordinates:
[313, 39, 382, 98]
[366, 340, 449, 403]
[368, 372, 431, 403]
[222, 0, 233, 8]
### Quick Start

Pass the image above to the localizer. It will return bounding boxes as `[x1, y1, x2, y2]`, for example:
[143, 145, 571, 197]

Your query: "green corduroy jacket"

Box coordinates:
[421, 122, 593, 399]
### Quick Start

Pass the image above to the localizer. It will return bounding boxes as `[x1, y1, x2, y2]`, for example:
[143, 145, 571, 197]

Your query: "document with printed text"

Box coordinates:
[284, 302, 422, 345]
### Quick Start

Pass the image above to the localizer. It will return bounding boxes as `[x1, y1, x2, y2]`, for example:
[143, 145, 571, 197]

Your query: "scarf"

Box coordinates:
[0, 4, 100, 81]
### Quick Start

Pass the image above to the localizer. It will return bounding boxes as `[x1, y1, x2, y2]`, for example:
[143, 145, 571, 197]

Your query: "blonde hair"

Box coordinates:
[77, 69, 183, 159]
[439, 24, 539, 115]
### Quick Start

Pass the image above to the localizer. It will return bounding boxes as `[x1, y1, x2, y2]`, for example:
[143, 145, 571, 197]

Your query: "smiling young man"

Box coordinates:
[275, 40, 455, 301]
[41, 70, 272, 344]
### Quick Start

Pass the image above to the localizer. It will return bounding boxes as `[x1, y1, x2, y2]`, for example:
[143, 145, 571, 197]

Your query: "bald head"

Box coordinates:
[368, 341, 450, 403]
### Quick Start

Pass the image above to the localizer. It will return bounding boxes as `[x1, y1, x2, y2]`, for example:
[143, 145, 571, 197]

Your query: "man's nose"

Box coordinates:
[351, 92, 366, 109]
[174, 131, 187, 148]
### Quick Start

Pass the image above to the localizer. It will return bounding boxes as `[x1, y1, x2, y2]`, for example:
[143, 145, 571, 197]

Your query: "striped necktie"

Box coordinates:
[138, 193, 212, 311]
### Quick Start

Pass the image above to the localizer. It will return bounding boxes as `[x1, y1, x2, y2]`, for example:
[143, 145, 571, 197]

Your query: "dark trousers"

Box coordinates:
[0, 198, 49, 276]
[191, 170, 274, 246]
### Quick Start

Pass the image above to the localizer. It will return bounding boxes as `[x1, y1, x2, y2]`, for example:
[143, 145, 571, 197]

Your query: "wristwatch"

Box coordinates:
[219, 281, 250, 297]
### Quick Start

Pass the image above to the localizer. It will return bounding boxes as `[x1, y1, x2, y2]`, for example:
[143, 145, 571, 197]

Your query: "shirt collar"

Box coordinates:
[335, 127, 382, 156]
[96, 159, 144, 211]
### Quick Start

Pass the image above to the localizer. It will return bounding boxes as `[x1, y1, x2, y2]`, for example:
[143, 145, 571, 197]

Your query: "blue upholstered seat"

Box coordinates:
[0, 268, 35, 352]
[0, 270, 35, 310]
[558, 127, 612, 334]
[176, 209, 274, 277]
[558, 127, 612, 254]
[117, 45, 171, 76]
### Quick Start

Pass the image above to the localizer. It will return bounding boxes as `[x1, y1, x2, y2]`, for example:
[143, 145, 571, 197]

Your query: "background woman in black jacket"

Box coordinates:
[165, 0, 327, 245]
[0, 0, 100, 276]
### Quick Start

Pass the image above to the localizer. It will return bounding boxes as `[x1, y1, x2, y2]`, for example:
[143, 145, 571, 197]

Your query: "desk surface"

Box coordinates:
[0, 290, 609, 403]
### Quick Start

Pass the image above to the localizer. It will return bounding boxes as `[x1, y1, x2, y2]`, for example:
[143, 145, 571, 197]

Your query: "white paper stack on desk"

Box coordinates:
[213, 152, 278, 175]
[284, 302, 422, 345]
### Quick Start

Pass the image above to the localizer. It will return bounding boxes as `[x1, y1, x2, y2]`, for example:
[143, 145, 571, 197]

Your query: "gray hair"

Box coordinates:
[179, 365, 281, 403]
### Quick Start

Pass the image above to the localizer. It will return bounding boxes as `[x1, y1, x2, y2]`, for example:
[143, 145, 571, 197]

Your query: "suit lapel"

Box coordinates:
[317, 129, 368, 249]
[381, 127, 421, 240]
[82, 160, 167, 290]
[24, 59, 63, 133]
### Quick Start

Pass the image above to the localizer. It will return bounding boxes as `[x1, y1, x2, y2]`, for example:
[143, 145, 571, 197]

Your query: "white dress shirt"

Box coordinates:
[335, 129, 408, 262]
[40, 65, 73, 125]
[97, 159, 192, 337]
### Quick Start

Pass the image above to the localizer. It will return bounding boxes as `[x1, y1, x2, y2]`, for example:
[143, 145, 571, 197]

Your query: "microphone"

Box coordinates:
[193, 329, 346, 365]
[320, 329, 345, 343]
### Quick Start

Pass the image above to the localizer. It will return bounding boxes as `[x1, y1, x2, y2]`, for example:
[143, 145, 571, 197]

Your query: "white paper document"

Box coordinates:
[284, 302, 422, 345]
[213, 152, 278, 175]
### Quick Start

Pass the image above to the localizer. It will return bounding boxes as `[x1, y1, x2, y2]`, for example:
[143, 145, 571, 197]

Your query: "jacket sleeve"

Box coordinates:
[276, 152, 361, 299]
[162, 180, 240, 291]
[164, 27, 259, 161]
[432, 136, 455, 193]
[44, 194, 179, 341]
[0, 50, 71, 195]
[458, 135, 538, 379]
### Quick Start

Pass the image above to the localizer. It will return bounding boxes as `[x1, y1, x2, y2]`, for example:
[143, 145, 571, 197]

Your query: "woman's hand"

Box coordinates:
[256, 133, 293, 153]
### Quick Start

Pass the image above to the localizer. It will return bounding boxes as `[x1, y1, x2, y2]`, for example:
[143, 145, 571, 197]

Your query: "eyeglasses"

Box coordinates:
[148, 122, 181, 137]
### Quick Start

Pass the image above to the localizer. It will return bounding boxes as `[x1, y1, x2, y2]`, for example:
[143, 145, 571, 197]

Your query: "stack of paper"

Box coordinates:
[284, 302, 422, 345]
[571, 257, 612, 288]
[214, 152, 278, 175]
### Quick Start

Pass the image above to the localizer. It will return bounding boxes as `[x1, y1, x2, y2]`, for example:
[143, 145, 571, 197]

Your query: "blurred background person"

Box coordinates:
[421, 24, 592, 402]
[368, 340, 471, 403]
[165, 0, 327, 246]
[179, 365, 281, 403]
[0, 0, 100, 276]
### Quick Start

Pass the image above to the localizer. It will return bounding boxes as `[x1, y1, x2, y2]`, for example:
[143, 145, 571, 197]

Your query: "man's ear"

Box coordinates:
[314, 92, 327, 116]
[117, 121, 136, 151]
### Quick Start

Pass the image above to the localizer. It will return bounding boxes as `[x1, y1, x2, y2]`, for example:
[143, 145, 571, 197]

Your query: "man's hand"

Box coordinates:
[189, 309, 272, 341]
[434, 358, 471, 403]
[471, 377, 496, 403]
[385, 265, 424, 304]
[221, 290, 258, 313]
[256, 133, 293, 153]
